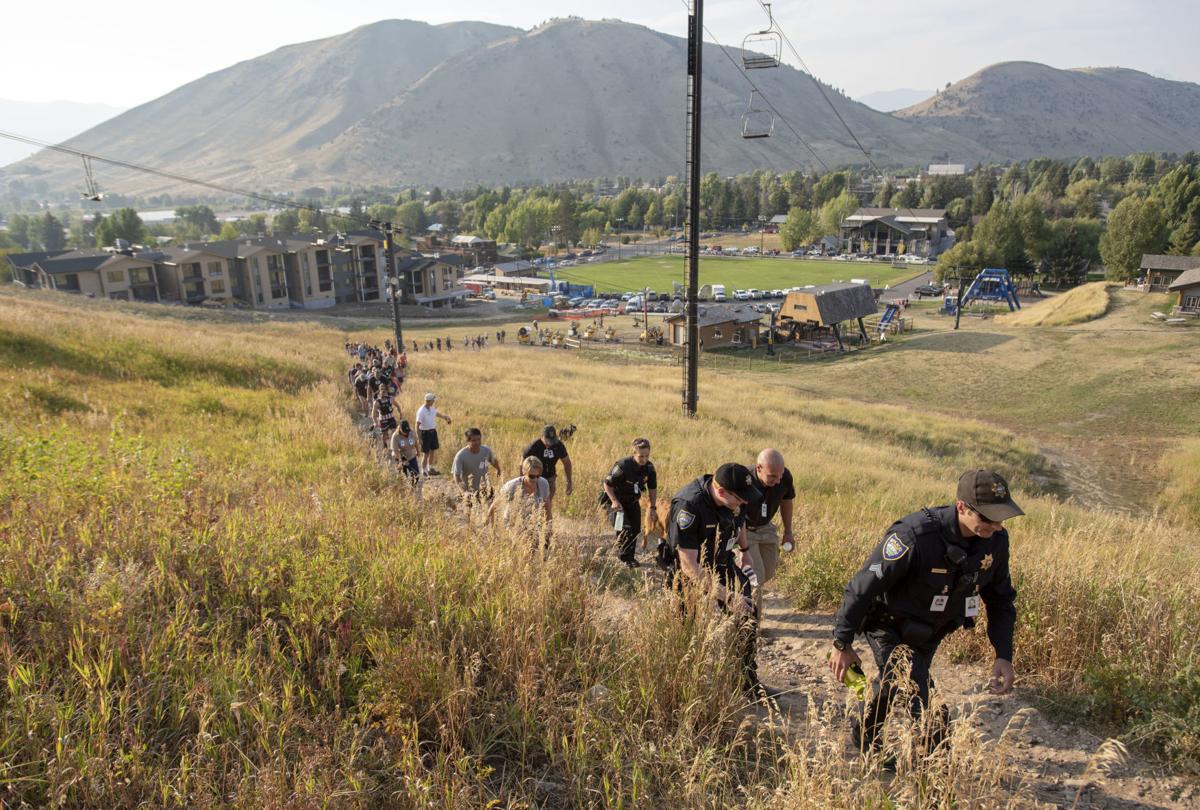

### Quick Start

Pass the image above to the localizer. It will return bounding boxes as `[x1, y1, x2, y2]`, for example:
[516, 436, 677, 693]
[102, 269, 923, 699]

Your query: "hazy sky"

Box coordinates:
[4, 0, 1197, 107]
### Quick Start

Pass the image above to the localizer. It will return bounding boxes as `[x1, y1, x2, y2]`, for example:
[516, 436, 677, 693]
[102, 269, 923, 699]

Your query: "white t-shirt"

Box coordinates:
[415, 404, 438, 431]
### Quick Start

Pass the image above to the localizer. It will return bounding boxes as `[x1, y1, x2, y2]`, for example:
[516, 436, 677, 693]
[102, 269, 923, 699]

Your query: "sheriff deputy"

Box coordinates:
[668, 462, 768, 696]
[829, 469, 1022, 755]
[602, 437, 657, 568]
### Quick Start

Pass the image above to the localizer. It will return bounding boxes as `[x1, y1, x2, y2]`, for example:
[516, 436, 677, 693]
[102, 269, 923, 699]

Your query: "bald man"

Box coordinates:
[734, 448, 796, 611]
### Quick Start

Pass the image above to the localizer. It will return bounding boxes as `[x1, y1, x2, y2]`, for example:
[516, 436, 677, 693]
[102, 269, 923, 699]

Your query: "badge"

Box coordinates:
[991, 481, 1008, 498]
[980, 554, 993, 571]
[965, 595, 980, 617]
[881, 533, 909, 561]
[930, 595, 948, 612]
[761, 503, 768, 518]
[676, 510, 695, 530]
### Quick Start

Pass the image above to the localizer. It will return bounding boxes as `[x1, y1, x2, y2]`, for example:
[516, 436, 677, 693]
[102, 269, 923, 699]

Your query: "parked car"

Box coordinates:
[748, 289, 763, 299]
[734, 289, 751, 301]
[913, 284, 946, 298]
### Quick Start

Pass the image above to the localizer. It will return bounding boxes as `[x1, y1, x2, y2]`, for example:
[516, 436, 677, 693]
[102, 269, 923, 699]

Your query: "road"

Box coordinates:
[878, 270, 933, 302]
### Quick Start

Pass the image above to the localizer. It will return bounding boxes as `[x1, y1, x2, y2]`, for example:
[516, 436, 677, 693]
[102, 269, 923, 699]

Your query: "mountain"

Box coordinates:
[310, 19, 991, 187]
[0, 18, 989, 194]
[0, 99, 125, 168]
[856, 88, 934, 113]
[894, 62, 1200, 160]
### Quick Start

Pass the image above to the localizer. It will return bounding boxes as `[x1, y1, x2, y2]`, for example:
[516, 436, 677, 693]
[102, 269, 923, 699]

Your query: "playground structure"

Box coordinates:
[943, 268, 1022, 315]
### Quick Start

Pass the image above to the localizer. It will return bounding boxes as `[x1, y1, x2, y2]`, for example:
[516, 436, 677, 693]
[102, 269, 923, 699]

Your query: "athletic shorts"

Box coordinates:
[420, 429, 439, 451]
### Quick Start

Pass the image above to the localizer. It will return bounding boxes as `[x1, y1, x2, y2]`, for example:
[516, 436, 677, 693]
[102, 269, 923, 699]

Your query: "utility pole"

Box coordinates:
[683, 0, 703, 416]
[374, 219, 404, 350]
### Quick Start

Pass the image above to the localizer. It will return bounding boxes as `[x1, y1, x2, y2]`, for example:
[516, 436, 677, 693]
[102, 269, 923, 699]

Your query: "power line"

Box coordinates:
[0, 129, 377, 230]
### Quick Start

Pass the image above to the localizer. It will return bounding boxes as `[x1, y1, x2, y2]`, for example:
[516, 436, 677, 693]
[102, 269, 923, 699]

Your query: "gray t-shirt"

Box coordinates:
[499, 476, 551, 522]
[452, 445, 495, 491]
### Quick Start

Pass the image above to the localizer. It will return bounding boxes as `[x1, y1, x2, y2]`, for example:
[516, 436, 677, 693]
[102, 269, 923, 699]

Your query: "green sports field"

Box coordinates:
[547, 254, 923, 294]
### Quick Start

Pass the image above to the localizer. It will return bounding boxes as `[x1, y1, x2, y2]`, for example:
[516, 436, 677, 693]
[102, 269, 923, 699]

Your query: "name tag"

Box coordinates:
[965, 595, 980, 618]
[761, 503, 768, 518]
[544, 449, 554, 459]
[633, 483, 639, 494]
[930, 595, 948, 612]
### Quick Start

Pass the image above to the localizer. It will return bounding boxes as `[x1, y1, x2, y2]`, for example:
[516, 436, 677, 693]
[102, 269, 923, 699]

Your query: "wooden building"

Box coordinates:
[779, 282, 878, 350]
[1169, 268, 1200, 315]
[666, 304, 763, 350]
[1140, 255, 1200, 291]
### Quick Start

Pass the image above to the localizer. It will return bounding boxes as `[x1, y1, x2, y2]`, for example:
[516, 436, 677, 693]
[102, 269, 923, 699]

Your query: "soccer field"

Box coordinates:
[547, 255, 922, 294]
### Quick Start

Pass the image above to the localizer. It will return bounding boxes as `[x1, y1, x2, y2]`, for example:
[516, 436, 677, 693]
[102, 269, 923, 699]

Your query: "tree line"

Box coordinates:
[4, 153, 1198, 286]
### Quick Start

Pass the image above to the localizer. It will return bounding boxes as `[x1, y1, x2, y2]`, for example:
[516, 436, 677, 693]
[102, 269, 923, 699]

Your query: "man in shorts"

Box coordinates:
[415, 392, 452, 476]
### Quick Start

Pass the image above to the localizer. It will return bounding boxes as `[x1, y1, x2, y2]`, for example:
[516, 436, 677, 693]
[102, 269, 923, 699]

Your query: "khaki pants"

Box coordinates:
[744, 523, 779, 611]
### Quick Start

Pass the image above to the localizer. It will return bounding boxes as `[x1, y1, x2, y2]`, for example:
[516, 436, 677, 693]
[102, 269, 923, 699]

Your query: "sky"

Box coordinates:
[3, 0, 1198, 108]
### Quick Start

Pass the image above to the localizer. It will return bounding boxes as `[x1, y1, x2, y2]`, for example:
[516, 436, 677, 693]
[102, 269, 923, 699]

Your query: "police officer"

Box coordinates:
[829, 469, 1022, 755]
[602, 438, 657, 568]
[668, 462, 765, 694]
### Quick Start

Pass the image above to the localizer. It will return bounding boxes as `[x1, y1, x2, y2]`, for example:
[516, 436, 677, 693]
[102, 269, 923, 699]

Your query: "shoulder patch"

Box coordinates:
[882, 532, 910, 561]
[676, 510, 696, 530]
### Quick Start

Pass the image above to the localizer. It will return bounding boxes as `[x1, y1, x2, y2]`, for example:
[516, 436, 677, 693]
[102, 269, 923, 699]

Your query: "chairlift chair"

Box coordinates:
[79, 156, 104, 202]
[741, 92, 775, 139]
[742, 3, 782, 70]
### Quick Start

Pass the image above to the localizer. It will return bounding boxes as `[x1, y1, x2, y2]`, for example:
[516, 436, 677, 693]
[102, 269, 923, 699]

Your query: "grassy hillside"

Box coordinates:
[553, 255, 919, 294]
[1, 287, 1198, 805]
[996, 282, 1112, 326]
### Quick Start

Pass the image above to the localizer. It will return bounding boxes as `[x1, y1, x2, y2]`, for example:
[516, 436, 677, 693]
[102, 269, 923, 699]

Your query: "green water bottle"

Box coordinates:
[843, 663, 868, 700]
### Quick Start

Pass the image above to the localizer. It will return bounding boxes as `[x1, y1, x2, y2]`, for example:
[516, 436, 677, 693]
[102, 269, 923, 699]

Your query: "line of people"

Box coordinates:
[345, 340, 1022, 761]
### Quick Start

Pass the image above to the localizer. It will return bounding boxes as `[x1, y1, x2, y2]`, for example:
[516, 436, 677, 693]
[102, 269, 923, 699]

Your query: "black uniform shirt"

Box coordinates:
[833, 505, 1017, 660]
[522, 438, 569, 480]
[742, 468, 796, 528]
[668, 475, 743, 571]
[604, 456, 657, 503]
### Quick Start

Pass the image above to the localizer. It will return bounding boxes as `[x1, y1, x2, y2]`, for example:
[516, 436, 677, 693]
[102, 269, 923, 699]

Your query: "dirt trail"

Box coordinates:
[755, 591, 1195, 809]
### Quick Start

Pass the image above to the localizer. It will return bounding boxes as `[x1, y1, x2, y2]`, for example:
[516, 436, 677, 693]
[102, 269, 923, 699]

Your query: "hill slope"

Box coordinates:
[895, 61, 1200, 159]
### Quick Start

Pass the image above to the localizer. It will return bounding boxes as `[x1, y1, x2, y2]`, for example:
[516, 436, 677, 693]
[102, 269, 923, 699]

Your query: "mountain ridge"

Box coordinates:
[4, 20, 1198, 195]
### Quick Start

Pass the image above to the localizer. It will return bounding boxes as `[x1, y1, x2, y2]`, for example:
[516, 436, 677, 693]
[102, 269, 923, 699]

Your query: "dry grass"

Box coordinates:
[0, 286, 1198, 806]
[997, 282, 1112, 326]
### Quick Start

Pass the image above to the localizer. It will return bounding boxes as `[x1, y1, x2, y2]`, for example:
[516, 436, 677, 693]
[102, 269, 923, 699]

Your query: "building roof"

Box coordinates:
[32, 249, 119, 275]
[666, 304, 763, 328]
[5, 250, 70, 268]
[1140, 254, 1200, 272]
[1168, 267, 1200, 290]
[450, 234, 488, 245]
[928, 164, 966, 175]
[768, 214, 789, 224]
[844, 207, 946, 226]
[785, 282, 877, 325]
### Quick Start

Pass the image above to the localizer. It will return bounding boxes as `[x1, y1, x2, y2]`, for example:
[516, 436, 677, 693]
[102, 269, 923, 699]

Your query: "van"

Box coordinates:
[712, 284, 727, 303]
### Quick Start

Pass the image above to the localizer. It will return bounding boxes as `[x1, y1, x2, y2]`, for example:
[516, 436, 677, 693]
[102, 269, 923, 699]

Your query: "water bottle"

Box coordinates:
[843, 663, 868, 700]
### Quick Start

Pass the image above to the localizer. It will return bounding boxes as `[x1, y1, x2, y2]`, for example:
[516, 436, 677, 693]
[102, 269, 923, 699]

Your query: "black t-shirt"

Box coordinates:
[604, 456, 657, 503]
[668, 474, 743, 570]
[522, 438, 569, 479]
[742, 468, 796, 528]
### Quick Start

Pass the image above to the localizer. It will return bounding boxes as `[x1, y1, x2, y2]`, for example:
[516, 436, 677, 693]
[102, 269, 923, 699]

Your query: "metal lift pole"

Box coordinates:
[683, 0, 703, 416]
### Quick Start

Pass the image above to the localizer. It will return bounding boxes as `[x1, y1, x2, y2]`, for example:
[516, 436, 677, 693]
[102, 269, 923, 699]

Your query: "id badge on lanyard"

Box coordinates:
[965, 595, 980, 618]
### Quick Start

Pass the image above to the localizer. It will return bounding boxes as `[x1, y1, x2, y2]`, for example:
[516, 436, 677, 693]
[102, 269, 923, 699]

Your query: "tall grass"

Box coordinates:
[997, 282, 1112, 326]
[1, 287, 1198, 803]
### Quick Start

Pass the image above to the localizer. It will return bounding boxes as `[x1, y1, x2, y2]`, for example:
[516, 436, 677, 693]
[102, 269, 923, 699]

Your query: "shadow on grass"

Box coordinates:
[891, 331, 1015, 353]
